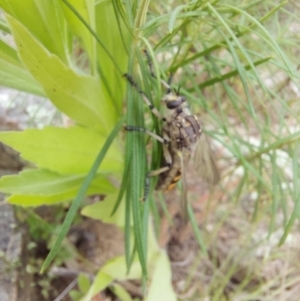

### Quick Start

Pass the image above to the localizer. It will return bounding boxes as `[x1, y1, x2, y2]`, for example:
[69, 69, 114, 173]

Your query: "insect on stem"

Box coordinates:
[125, 50, 220, 222]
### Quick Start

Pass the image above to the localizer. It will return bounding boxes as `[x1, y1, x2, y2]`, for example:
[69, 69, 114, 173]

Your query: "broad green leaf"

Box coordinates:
[0, 126, 123, 175]
[6, 14, 117, 134]
[41, 118, 124, 273]
[82, 272, 113, 301]
[101, 256, 142, 281]
[81, 193, 128, 227]
[110, 283, 133, 301]
[84, 251, 174, 301]
[81, 223, 168, 300]
[145, 251, 176, 301]
[59, 0, 96, 72]
[0, 0, 68, 62]
[0, 39, 45, 95]
[69, 290, 83, 301]
[78, 273, 91, 294]
[0, 169, 115, 195]
[7, 188, 98, 206]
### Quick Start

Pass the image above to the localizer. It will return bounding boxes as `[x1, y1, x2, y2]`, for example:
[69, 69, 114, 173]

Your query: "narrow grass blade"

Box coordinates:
[188, 205, 208, 257]
[110, 155, 131, 216]
[125, 183, 132, 271]
[279, 141, 300, 245]
[170, 2, 285, 72]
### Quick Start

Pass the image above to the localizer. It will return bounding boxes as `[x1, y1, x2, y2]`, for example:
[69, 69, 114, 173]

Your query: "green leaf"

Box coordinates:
[81, 193, 128, 227]
[40, 118, 124, 273]
[78, 273, 91, 294]
[145, 251, 176, 301]
[125, 52, 148, 277]
[82, 272, 113, 301]
[0, 39, 45, 95]
[168, 5, 187, 33]
[1, 169, 116, 207]
[83, 251, 174, 300]
[110, 283, 133, 301]
[0, 0, 68, 62]
[6, 14, 117, 134]
[0, 126, 123, 175]
[95, 0, 129, 112]
[69, 290, 83, 301]
[0, 15, 10, 33]
[58, 0, 128, 115]
[7, 190, 94, 206]
[81, 223, 167, 300]
[102, 256, 142, 280]
[0, 38, 21, 62]
[59, 0, 96, 72]
[0, 169, 114, 195]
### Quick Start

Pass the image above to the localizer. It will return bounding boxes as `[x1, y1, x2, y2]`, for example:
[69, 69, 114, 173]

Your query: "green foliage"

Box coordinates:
[82, 192, 128, 227]
[41, 118, 124, 273]
[0, 170, 115, 206]
[0, 126, 122, 174]
[69, 273, 91, 301]
[0, 38, 44, 95]
[7, 14, 118, 133]
[110, 283, 134, 301]
[0, 0, 299, 300]
[145, 251, 177, 301]
[78, 273, 91, 294]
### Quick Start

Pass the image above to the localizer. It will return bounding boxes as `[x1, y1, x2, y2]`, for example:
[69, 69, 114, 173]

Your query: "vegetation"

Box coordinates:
[0, 0, 299, 300]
